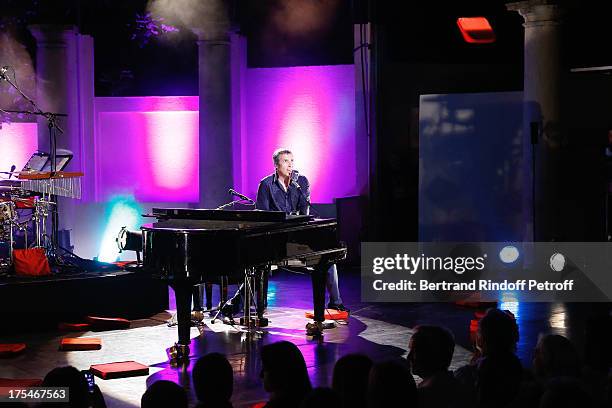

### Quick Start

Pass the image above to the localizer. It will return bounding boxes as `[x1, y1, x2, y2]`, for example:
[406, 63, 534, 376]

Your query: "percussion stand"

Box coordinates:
[0, 68, 75, 268]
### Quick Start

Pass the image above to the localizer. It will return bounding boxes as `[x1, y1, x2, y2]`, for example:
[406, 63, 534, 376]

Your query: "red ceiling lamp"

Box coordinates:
[457, 17, 496, 44]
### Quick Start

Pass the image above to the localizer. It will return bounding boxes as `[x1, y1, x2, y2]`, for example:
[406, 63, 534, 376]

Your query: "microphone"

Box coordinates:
[0, 66, 8, 78]
[291, 170, 301, 189]
[8, 165, 16, 179]
[228, 188, 254, 203]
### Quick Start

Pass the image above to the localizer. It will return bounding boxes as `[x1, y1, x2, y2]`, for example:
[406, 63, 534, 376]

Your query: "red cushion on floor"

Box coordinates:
[251, 402, 267, 408]
[0, 343, 26, 357]
[58, 322, 91, 331]
[60, 337, 102, 351]
[86, 316, 130, 330]
[0, 378, 43, 388]
[90, 361, 149, 379]
[305, 309, 349, 320]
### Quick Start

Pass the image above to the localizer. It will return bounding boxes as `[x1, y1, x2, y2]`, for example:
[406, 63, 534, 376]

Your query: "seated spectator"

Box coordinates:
[141, 380, 187, 408]
[261, 341, 311, 408]
[581, 312, 612, 406]
[193, 353, 233, 408]
[455, 308, 521, 400]
[299, 387, 341, 408]
[43, 366, 106, 408]
[332, 354, 372, 408]
[367, 360, 416, 408]
[409, 324, 469, 408]
[533, 334, 581, 381]
[539, 377, 593, 408]
[476, 352, 523, 408]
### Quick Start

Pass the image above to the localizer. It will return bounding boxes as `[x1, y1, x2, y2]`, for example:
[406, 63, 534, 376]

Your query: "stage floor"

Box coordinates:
[0, 269, 606, 407]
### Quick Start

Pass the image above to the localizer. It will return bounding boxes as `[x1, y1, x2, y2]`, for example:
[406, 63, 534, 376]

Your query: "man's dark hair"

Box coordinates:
[368, 360, 416, 408]
[42, 366, 90, 408]
[478, 308, 519, 354]
[261, 341, 311, 402]
[192, 352, 233, 404]
[141, 380, 187, 408]
[410, 324, 455, 376]
[533, 334, 581, 379]
[332, 354, 372, 408]
[273, 148, 292, 165]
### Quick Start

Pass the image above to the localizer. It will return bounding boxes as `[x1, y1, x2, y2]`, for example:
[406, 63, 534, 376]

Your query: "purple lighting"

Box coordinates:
[95, 97, 199, 202]
[0, 122, 38, 173]
[244, 65, 356, 203]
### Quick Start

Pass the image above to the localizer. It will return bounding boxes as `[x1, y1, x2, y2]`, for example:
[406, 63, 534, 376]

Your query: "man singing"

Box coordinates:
[256, 148, 348, 313]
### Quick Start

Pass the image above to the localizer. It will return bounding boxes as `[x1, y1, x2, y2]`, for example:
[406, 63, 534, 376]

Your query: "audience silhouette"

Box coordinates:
[367, 360, 417, 408]
[332, 353, 372, 408]
[409, 324, 469, 408]
[260, 340, 312, 408]
[42, 365, 106, 408]
[193, 352, 234, 408]
[141, 380, 188, 408]
[33, 307, 610, 408]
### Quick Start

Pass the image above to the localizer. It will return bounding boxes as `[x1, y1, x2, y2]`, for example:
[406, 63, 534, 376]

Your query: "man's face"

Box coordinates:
[275, 153, 294, 178]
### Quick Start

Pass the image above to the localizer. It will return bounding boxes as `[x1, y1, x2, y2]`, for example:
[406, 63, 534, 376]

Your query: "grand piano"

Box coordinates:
[141, 208, 346, 357]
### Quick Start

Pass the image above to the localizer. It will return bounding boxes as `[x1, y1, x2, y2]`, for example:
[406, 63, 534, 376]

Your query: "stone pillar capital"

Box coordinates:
[506, 1, 564, 27]
[28, 25, 76, 47]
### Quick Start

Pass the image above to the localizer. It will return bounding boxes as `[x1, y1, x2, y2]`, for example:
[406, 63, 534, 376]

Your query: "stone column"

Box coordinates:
[193, 6, 234, 209]
[28, 25, 76, 156]
[29, 25, 84, 244]
[507, 1, 565, 241]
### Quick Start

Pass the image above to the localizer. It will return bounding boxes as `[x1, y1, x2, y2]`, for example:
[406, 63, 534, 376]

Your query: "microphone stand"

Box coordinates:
[291, 180, 319, 217]
[216, 199, 245, 210]
[1, 69, 69, 262]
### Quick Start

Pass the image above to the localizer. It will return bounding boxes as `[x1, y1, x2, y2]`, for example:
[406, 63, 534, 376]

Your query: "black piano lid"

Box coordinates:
[145, 208, 314, 223]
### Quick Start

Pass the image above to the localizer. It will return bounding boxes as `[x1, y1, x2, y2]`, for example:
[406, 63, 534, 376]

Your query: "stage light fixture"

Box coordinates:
[116, 226, 143, 263]
[499, 245, 520, 264]
[457, 17, 496, 44]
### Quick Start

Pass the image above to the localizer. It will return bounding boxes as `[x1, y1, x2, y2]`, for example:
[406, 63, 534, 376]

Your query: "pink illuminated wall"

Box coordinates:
[0, 122, 38, 173]
[92, 66, 356, 205]
[94, 97, 199, 202]
[243, 65, 356, 203]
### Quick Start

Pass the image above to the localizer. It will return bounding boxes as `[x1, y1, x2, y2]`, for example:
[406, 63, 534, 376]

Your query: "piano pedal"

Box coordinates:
[222, 316, 236, 326]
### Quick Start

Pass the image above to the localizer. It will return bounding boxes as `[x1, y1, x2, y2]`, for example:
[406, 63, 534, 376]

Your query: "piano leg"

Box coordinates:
[173, 283, 192, 346]
[311, 265, 326, 322]
[256, 265, 269, 318]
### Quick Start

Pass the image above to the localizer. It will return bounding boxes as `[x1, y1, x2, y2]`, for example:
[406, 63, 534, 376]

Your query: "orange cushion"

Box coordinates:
[86, 316, 130, 330]
[0, 343, 26, 356]
[60, 337, 102, 351]
[305, 309, 349, 320]
[90, 361, 149, 379]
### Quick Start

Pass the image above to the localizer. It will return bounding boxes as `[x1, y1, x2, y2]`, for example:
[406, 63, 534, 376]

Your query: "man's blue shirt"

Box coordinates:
[255, 172, 310, 215]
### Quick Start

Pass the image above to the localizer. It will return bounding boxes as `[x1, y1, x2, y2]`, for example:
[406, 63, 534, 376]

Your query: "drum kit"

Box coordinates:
[0, 179, 57, 272]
